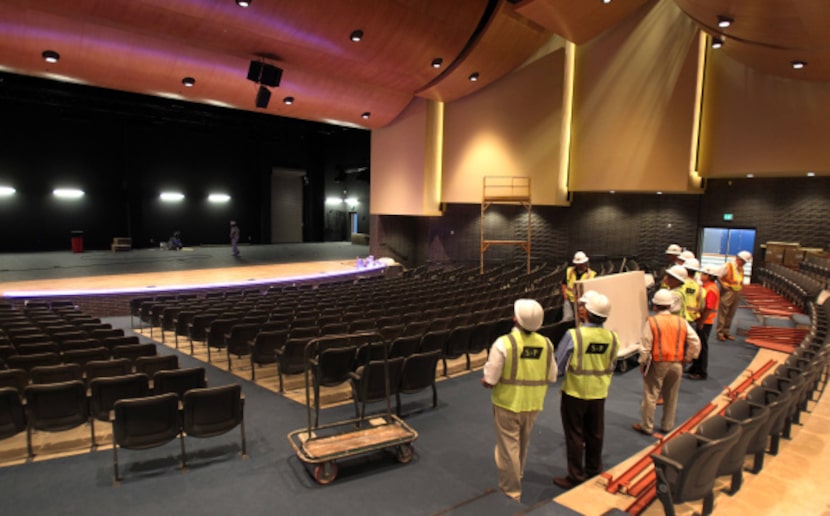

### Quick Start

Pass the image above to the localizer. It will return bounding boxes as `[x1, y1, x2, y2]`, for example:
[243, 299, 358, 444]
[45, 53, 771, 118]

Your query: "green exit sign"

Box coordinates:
[723, 213, 734, 221]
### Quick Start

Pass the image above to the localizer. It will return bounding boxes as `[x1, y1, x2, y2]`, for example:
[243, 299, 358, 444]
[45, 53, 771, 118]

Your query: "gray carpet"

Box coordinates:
[0, 307, 759, 515]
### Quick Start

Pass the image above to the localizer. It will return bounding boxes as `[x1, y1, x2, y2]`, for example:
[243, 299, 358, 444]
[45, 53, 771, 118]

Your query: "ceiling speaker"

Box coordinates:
[255, 85, 271, 108]
[247, 61, 283, 87]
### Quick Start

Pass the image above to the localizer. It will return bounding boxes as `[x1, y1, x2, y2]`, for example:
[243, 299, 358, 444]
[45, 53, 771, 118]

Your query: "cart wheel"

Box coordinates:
[395, 444, 414, 464]
[314, 462, 338, 485]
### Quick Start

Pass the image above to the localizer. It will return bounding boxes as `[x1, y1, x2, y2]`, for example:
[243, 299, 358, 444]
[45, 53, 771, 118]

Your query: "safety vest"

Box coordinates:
[701, 281, 720, 325]
[561, 326, 619, 400]
[720, 261, 744, 291]
[682, 279, 701, 323]
[564, 266, 597, 302]
[491, 330, 553, 413]
[648, 313, 687, 363]
[670, 286, 687, 320]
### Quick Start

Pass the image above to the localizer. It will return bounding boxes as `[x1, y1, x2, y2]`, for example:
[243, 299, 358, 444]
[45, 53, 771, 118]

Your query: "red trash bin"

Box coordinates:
[71, 230, 84, 253]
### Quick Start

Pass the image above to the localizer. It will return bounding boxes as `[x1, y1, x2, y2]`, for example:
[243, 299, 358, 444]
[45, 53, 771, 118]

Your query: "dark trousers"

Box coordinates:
[560, 392, 605, 483]
[687, 323, 710, 377]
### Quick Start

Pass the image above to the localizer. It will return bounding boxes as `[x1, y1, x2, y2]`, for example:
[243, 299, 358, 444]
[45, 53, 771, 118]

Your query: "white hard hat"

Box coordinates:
[578, 290, 599, 304]
[666, 265, 688, 282]
[700, 264, 722, 277]
[665, 244, 682, 255]
[514, 299, 544, 332]
[585, 293, 611, 318]
[572, 251, 589, 264]
[737, 251, 752, 262]
[683, 258, 701, 271]
[679, 250, 696, 262]
[652, 289, 675, 307]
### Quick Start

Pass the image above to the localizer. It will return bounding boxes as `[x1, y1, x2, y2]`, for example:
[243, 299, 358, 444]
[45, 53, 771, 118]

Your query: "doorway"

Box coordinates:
[699, 227, 756, 283]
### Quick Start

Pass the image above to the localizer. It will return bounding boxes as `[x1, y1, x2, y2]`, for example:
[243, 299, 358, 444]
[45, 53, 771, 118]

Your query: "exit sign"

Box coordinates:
[723, 213, 734, 221]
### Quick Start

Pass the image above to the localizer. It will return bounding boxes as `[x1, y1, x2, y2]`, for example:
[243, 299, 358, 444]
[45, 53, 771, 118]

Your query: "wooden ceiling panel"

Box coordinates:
[418, 2, 552, 102]
[3, 0, 830, 130]
[513, 0, 653, 44]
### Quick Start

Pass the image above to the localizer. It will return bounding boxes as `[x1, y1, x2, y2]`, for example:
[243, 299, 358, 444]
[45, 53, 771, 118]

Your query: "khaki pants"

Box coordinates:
[640, 361, 683, 433]
[717, 288, 740, 336]
[493, 405, 539, 500]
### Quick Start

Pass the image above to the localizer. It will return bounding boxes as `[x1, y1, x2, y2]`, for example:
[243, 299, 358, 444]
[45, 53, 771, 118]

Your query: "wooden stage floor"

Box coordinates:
[0, 243, 374, 296]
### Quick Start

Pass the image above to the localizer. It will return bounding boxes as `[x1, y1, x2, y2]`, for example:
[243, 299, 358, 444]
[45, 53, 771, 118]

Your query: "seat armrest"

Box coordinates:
[650, 453, 684, 473]
[348, 371, 361, 381]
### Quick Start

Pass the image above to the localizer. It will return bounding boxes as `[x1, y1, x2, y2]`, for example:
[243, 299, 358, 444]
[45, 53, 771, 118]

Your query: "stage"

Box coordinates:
[0, 242, 376, 315]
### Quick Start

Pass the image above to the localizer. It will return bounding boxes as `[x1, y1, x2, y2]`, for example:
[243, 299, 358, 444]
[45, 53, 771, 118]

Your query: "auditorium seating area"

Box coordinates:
[0, 301, 245, 467]
[129, 263, 567, 411]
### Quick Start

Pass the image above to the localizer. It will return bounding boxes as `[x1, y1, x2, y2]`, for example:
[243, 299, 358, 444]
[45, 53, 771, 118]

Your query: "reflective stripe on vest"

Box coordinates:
[683, 279, 701, 322]
[648, 314, 687, 362]
[491, 330, 552, 412]
[499, 333, 553, 387]
[721, 261, 744, 291]
[565, 267, 597, 302]
[561, 326, 618, 400]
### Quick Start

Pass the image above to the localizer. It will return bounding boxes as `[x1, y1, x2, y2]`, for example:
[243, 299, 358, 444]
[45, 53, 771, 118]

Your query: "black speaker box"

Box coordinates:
[247, 61, 283, 87]
[255, 85, 271, 108]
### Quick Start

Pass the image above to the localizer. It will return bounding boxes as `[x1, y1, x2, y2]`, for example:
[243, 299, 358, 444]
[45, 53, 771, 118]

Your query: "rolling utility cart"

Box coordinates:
[287, 333, 418, 485]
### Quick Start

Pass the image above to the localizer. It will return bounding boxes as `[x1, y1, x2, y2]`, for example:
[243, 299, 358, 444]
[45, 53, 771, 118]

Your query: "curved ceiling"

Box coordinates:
[0, 0, 827, 130]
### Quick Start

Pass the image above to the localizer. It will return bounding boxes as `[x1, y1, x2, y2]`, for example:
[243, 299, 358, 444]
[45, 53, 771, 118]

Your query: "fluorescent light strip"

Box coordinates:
[2, 262, 386, 297]
[160, 192, 185, 202]
[325, 197, 343, 205]
[53, 188, 84, 198]
[0, 186, 16, 196]
[208, 193, 231, 203]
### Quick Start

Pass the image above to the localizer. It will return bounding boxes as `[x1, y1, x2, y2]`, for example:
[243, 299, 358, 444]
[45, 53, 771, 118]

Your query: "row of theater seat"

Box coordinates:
[646, 275, 830, 515]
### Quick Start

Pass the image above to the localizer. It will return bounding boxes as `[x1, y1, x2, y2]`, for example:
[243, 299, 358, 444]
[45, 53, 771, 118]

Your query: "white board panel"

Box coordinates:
[575, 271, 649, 355]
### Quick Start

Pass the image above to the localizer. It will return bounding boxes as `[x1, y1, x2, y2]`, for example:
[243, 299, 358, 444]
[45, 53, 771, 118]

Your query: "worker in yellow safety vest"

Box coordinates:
[681, 257, 703, 325]
[717, 250, 752, 341]
[482, 298, 557, 501]
[553, 291, 619, 490]
[660, 265, 688, 320]
[560, 251, 597, 322]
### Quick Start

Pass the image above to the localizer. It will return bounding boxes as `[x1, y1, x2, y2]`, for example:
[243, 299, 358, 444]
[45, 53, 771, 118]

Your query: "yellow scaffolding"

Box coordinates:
[480, 176, 531, 275]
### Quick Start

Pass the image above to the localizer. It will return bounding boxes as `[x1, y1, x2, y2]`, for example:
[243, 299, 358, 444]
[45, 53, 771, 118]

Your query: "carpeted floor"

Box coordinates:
[0, 308, 760, 515]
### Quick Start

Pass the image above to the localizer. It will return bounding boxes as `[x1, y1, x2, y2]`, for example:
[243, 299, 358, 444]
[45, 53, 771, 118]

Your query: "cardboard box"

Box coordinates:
[763, 241, 799, 265]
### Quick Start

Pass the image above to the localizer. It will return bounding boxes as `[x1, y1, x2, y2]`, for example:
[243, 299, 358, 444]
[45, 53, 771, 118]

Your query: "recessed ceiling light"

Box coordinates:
[609, 190, 615, 194]
[283, 96, 294, 105]
[361, 112, 370, 119]
[746, 173, 754, 178]
[791, 60, 806, 70]
[601, 0, 612, 4]
[42, 50, 60, 63]
[717, 16, 733, 29]
[431, 58, 443, 69]
[350, 30, 363, 42]
[160, 192, 185, 202]
[711, 37, 723, 50]
[53, 188, 84, 199]
[235, 0, 251, 7]
[469, 72, 479, 82]
[656, 191, 663, 195]
[807, 172, 815, 177]
[181, 77, 195, 87]
[208, 193, 231, 203]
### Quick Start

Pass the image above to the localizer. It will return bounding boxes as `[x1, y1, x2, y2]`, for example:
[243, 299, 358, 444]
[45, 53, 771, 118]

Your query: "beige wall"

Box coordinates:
[370, 97, 432, 215]
[699, 51, 830, 178]
[569, 0, 700, 193]
[441, 50, 567, 205]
